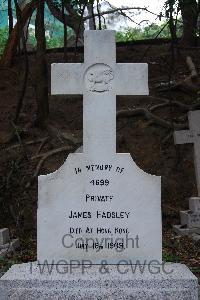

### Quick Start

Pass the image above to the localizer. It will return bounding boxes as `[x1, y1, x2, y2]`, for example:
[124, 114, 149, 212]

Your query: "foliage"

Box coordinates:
[0, 19, 184, 54]
[28, 27, 75, 49]
[163, 252, 181, 263]
[0, 24, 74, 53]
[0, 4, 184, 54]
[46, 35, 64, 48]
[51, 0, 84, 15]
[0, 27, 8, 56]
[116, 28, 143, 42]
[27, 5, 74, 49]
[29, 35, 65, 49]
[143, 23, 170, 39]
[116, 21, 183, 42]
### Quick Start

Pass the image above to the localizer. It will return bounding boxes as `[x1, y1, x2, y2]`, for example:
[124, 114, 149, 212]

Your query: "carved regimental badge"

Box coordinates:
[84, 63, 114, 93]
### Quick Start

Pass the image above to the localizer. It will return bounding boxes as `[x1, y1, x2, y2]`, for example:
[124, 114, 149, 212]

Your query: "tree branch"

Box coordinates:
[117, 108, 186, 130]
[46, 0, 84, 36]
[83, 6, 164, 21]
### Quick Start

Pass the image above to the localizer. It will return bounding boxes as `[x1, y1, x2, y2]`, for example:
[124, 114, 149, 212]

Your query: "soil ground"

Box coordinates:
[0, 41, 200, 280]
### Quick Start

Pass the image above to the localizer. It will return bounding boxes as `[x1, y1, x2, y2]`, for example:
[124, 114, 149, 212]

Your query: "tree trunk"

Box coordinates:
[96, 0, 102, 30]
[8, 0, 13, 36]
[14, 0, 29, 123]
[35, 0, 49, 127]
[168, 0, 177, 41]
[87, 3, 96, 30]
[61, 0, 68, 61]
[179, 0, 198, 46]
[0, 1, 36, 67]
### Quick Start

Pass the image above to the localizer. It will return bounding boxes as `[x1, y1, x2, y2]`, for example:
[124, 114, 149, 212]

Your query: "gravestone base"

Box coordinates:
[173, 225, 200, 236]
[0, 262, 198, 300]
[192, 233, 200, 241]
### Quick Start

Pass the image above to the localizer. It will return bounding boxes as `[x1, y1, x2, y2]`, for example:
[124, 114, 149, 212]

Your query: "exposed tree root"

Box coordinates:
[5, 137, 48, 151]
[46, 124, 81, 146]
[156, 56, 200, 93]
[26, 145, 73, 188]
[117, 94, 200, 129]
[31, 145, 73, 160]
[35, 137, 49, 155]
[117, 107, 186, 129]
[149, 99, 200, 112]
[186, 56, 198, 79]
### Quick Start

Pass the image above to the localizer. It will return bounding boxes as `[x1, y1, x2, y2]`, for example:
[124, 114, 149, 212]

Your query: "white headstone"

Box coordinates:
[174, 110, 200, 195]
[189, 197, 200, 212]
[0, 228, 10, 245]
[38, 30, 162, 264]
[0, 228, 20, 258]
[180, 197, 200, 229]
[180, 211, 200, 228]
[174, 112, 200, 239]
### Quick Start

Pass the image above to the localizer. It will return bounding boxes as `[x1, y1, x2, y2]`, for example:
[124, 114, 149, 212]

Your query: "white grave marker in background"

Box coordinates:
[38, 30, 162, 264]
[174, 110, 200, 195]
[174, 110, 200, 239]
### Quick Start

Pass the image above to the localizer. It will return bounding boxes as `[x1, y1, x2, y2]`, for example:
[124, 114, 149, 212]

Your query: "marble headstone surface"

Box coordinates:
[37, 30, 162, 264]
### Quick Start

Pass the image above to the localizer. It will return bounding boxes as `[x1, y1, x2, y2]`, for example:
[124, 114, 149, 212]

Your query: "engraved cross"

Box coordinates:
[51, 30, 149, 158]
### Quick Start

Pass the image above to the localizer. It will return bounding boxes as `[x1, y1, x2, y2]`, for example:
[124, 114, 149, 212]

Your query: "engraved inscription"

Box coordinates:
[84, 63, 114, 93]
